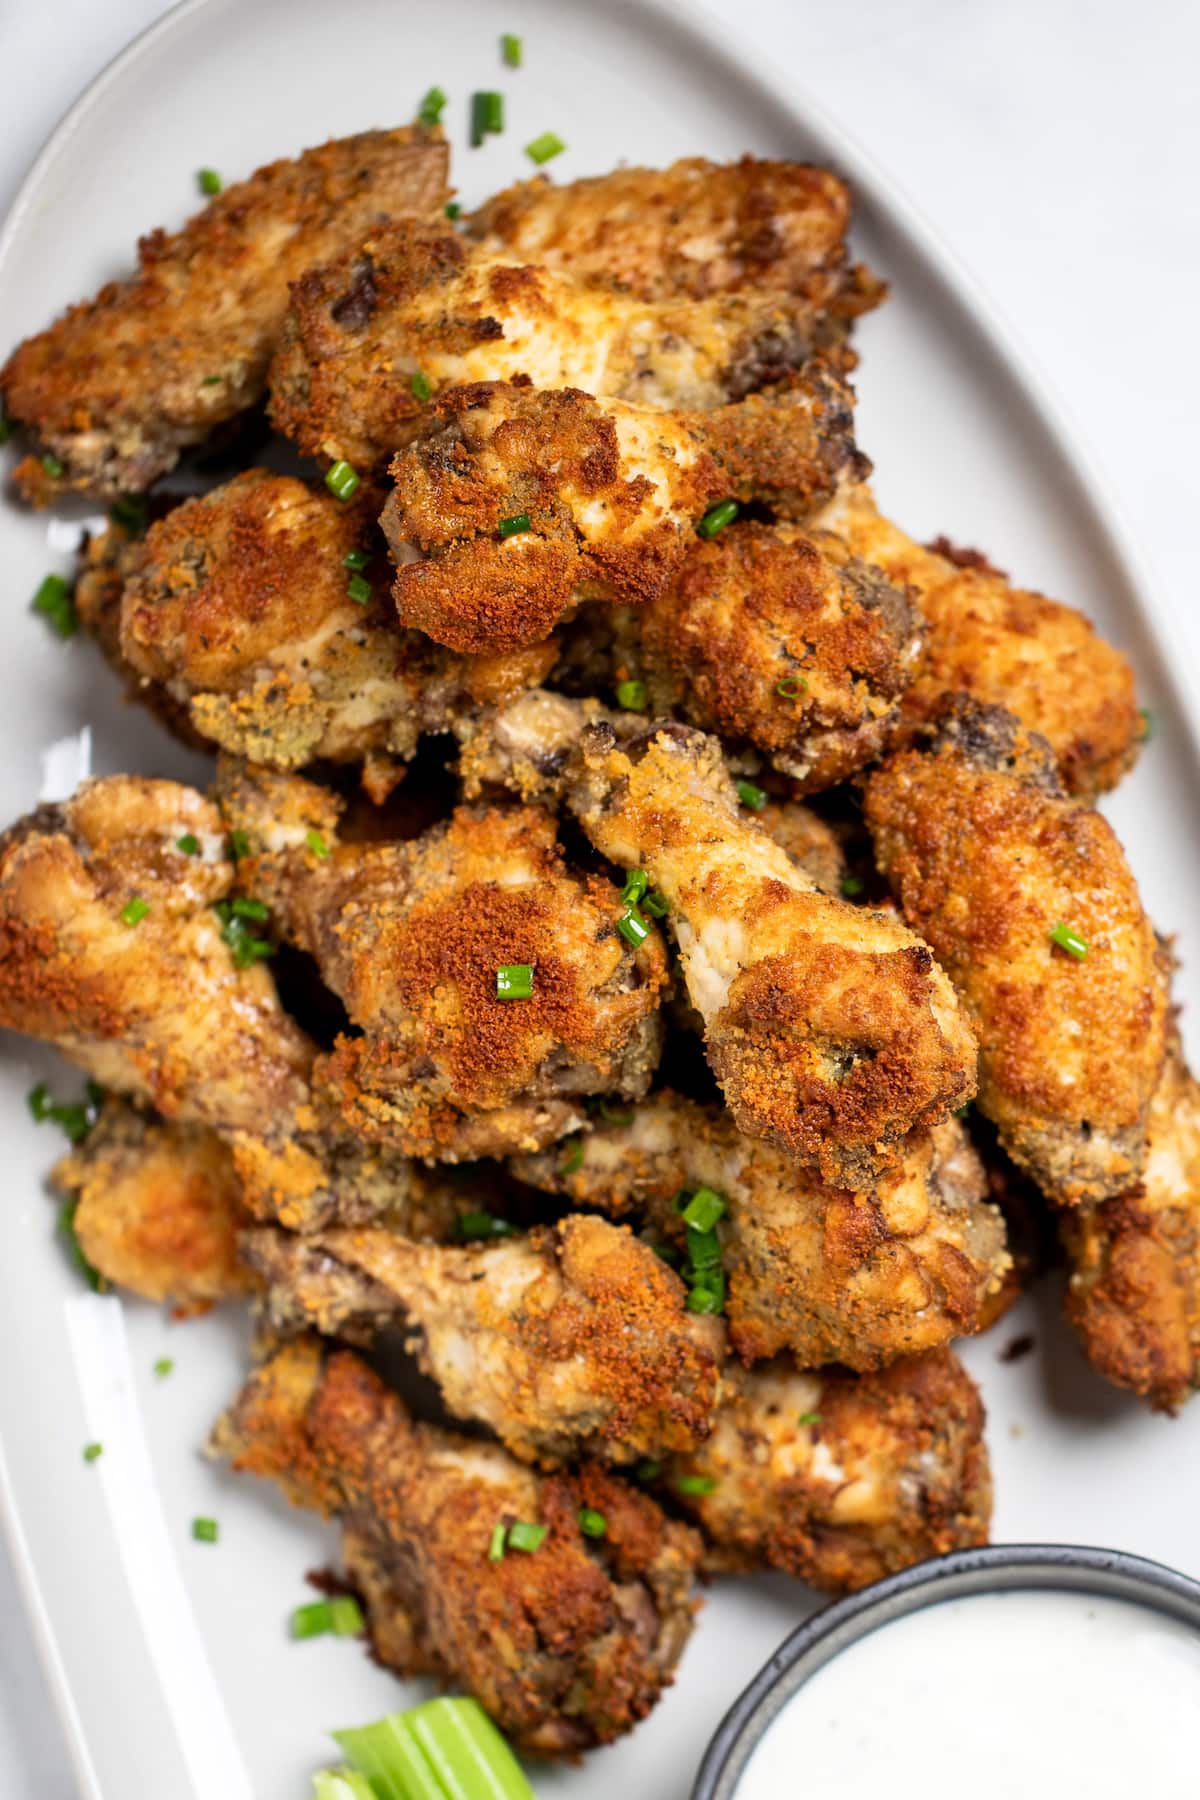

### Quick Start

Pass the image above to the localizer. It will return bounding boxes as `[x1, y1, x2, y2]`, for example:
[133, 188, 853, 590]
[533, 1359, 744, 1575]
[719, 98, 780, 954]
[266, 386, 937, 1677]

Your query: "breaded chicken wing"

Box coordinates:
[212, 1339, 702, 1754]
[382, 372, 867, 655]
[114, 470, 554, 773]
[512, 1092, 1008, 1369]
[216, 762, 666, 1159]
[636, 519, 921, 789]
[665, 1351, 990, 1593]
[468, 155, 884, 319]
[2, 129, 448, 503]
[822, 486, 1140, 796]
[565, 719, 976, 1185]
[864, 700, 1167, 1202]
[755, 796, 847, 893]
[0, 777, 312, 1128]
[52, 1099, 249, 1308]
[241, 1212, 723, 1465]
[1062, 1022, 1200, 1410]
[268, 221, 848, 472]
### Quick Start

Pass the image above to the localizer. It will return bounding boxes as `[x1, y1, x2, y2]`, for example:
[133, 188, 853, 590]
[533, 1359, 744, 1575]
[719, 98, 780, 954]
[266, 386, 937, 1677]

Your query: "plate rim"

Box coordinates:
[2, 0, 1199, 1791]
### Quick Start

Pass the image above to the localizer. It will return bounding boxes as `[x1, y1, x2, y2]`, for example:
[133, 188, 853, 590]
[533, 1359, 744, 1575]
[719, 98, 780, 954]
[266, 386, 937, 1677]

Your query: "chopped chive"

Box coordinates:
[418, 84, 447, 126]
[325, 460, 361, 502]
[525, 131, 566, 166]
[735, 779, 767, 811]
[596, 1100, 634, 1126]
[0, 414, 11, 445]
[343, 547, 370, 571]
[191, 1516, 219, 1543]
[31, 573, 78, 640]
[615, 679, 647, 711]
[231, 896, 268, 921]
[642, 891, 669, 919]
[1049, 922, 1088, 960]
[410, 370, 432, 402]
[82, 1442, 103, 1464]
[228, 828, 251, 860]
[496, 962, 533, 1000]
[697, 499, 738, 538]
[1139, 707, 1155, 742]
[457, 1210, 517, 1242]
[488, 1521, 507, 1562]
[120, 896, 150, 927]
[59, 1197, 104, 1289]
[306, 829, 331, 859]
[635, 1459, 662, 1483]
[215, 900, 275, 969]
[507, 1520, 547, 1554]
[578, 1507, 607, 1538]
[681, 1186, 726, 1232]
[498, 511, 531, 538]
[197, 168, 222, 196]
[346, 573, 373, 605]
[41, 452, 65, 479]
[616, 908, 650, 948]
[86, 1079, 104, 1107]
[330, 1595, 365, 1637]
[109, 496, 149, 536]
[686, 1286, 725, 1315]
[153, 1357, 174, 1378]
[200, 373, 223, 385]
[799, 1412, 821, 1426]
[291, 1600, 333, 1639]
[776, 676, 807, 698]
[560, 1137, 584, 1175]
[620, 869, 649, 908]
[675, 1473, 716, 1496]
[471, 90, 504, 147]
[501, 32, 523, 66]
[444, 201, 462, 220]
[175, 833, 201, 856]
[954, 1102, 972, 1120]
[840, 875, 865, 899]
[27, 1081, 50, 1122]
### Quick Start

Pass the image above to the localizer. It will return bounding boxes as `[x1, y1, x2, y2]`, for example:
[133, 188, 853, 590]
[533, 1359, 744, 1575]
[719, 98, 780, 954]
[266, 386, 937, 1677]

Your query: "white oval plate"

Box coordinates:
[2, 3, 1199, 1797]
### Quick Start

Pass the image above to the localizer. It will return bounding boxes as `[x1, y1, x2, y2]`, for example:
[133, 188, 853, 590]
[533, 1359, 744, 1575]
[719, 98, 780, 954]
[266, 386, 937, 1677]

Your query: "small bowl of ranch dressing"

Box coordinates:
[693, 1545, 1200, 1800]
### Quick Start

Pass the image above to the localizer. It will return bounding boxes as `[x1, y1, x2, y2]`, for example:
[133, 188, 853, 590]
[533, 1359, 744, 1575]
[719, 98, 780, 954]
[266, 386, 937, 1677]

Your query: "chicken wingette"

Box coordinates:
[665, 1351, 990, 1593]
[1, 127, 449, 501]
[217, 761, 666, 1160]
[512, 1091, 1009, 1369]
[211, 1338, 702, 1755]
[241, 1212, 723, 1465]
[864, 700, 1167, 1203]
[382, 372, 867, 655]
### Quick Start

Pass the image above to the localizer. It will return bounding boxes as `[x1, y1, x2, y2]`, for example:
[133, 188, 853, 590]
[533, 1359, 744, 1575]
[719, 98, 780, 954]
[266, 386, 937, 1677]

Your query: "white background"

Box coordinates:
[1, 0, 1198, 1792]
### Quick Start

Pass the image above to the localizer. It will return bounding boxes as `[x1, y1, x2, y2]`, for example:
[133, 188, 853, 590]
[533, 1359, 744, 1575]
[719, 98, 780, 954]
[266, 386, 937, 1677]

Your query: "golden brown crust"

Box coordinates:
[668, 1352, 990, 1592]
[1, 129, 449, 500]
[864, 700, 1167, 1202]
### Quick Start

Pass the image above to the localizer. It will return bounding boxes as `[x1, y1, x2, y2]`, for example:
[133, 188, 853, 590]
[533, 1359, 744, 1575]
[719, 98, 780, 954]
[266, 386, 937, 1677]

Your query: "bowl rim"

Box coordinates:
[692, 1543, 1200, 1799]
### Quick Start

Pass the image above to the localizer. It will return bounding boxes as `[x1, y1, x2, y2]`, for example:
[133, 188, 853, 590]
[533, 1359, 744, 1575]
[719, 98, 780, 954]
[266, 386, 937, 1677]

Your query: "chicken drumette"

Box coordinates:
[241, 1211, 722, 1465]
[0, 127, 449, 501]
[865, 700, 1167, 1203]
[382, 373, 866, 655]
[217, 761, 666, 1159]
[211, 1338, 702, 1755]
[512, 1091, 1008, 1369]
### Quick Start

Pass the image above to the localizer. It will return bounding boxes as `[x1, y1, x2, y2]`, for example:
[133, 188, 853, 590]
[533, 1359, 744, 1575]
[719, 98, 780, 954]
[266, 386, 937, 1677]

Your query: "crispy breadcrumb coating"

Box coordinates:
[512, 1092, 1008, 1369]
[823, 486, 1140, 796]
[865, 700, 1167, 1202]
[1062, 1022, 1200, 1410]
[211, 1339, 702, 1754]
[755, 797, 847, 892]
[666, 1351, 990, 1592]
[1, 128, 449, 501]
[382, 372, 867, 655]
[52, 1099, 250, 1308]
[241, 1212, 723, 1465]
[0, 777, 312, 1127]
[216, 762, 666, 1159]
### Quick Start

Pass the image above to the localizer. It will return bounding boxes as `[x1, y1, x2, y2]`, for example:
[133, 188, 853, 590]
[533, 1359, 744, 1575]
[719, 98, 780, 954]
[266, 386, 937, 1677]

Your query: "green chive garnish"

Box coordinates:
[635, 1460, 662, 1483]
[228, 829, 251, 860]
[697, 499, 738, 538]
[325, 460, 361, 502]
[418, 85, 447, 127]
[41, 452, 65, 479]
[1049, 922, 1089, 960]
[154, 1357, 174, 1378]
[28, 1080, 98, 1144]
[120, 896, 150, 927]
[109, 496, 149, 536]
[501, 33, 523, 66]
[681, 1187, 726, 1232]
[471, 90, 505, 147]
[735, 779, 767, 811]
[620, 870, 649, 907]
[488, 1522, 507, 1562]
[776, 676, 807, 698]
[496, 963, 533, 1000]
[507, 1520, 547, 1554]
[191, 1516, 219, 1543]
[292, 1600, 333, 1640]
[59, 1197, 105, 1289]
[232, 896, 268, 921]
[306, 829, 331, 859]
[200, 374, 223, 385]
[343, 547, 370, 572]
[197, 169, 222, 196]
[346, 574, 372, 605]
[525, 131, 565, 165]
[83, 1442, 103, 1464]
[457, 1211, 517, 1242]
[799, 1412, 821, 1426]
[643, 891, 669, 918]
[175, 833, 200, 856]
[617, 909, 650, 948]
[560, 1138, 584, 1175]
[215, 900, 275, 969]
[498, 512, 531, 538]
[444, 201, 462, 220]
[410, 371, 432, 402]
[1139, 707, 1155, 742]
[840, 875, 865, 898]
[596, 1100, 634, 1126]
[578, 1507, 607, 1538]
[686, 1286, 725, 1315]
[675, 1473, 716, 1496]
[31, 573, 78, 639]
[615, 679, 647, 711]
[0, 414, 12, 445]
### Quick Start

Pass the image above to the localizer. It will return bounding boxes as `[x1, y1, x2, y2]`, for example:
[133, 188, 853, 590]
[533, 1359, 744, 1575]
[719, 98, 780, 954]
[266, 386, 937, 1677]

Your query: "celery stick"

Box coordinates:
[333, 1715, 442, 1800]
[312, 1771, 376, 1800]
[410, 1698, 533, 1799]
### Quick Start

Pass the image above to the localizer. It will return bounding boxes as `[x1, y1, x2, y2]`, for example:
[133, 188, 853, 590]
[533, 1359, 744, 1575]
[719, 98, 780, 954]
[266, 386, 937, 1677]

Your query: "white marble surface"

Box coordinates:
[1, 0, 1198, 1791]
